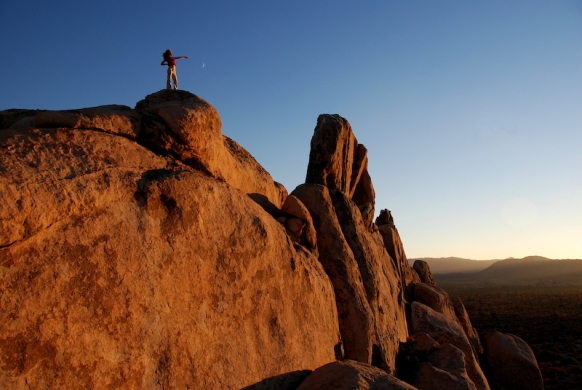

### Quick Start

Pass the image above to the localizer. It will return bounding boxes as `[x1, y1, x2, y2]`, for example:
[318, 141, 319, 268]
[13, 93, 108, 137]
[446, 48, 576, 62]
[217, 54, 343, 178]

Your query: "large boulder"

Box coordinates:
[2, 95, 534, 390]
[400, 333, 477, 390]
[135, 90, 223, 176]
[305, 114, 358, 194]
[0, 125, 341, 388]
[135, 90, 286, 208]
[413, 283, 457, 320]
[297, 360, 417, 390]
[413, 344, 477, 390]
[483, 331, 543, 390]
[305, 114, 374, 210]
[410, 302, 490, 390]
[412, 285, 482, 357]
[412, 260, 436, 286]
[280, 195, 317, 251]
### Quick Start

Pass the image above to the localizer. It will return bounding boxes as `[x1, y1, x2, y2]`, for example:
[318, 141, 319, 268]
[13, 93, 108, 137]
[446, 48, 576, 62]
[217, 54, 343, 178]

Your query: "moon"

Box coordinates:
[202, 63, 205, 68]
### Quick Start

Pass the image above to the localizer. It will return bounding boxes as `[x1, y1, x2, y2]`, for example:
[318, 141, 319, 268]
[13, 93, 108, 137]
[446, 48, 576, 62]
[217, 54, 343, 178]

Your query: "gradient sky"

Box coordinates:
[1, 1, 581, 260]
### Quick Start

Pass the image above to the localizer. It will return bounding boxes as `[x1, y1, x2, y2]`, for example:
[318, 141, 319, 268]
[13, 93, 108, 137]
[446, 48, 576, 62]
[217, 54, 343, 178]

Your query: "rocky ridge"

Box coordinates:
[0, 90, 543, 389]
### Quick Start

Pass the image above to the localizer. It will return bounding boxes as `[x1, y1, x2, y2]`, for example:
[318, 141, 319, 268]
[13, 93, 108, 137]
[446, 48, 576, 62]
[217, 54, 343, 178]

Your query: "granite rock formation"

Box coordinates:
[305, 114, 375, 225]
[0, 93, 543, 389]
[483, 331, 544, 390]
[405, 333, 477, 390]
[34, 104, 142, 138]
[410, 302, 489, 390]
[137, 90, 288, 209]
[297, 360, 416, 390]
[0, 109, 46, 130]
[413, 260, 437, 286]
[0, 124, 339, 389]
[292, 184, 408, 372]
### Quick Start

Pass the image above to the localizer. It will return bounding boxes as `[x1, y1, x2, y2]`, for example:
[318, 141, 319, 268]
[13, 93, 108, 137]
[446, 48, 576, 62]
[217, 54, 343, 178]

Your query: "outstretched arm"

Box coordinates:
[175, 56, 189, 60]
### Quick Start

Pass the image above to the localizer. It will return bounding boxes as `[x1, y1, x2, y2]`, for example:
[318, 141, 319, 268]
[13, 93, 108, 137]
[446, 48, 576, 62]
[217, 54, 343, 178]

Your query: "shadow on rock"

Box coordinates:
[242, 370, 312, 390]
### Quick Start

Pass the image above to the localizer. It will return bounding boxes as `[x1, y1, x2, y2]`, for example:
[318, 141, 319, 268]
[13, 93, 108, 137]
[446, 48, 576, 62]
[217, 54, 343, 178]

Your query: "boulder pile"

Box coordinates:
[0, 91, 543, 389]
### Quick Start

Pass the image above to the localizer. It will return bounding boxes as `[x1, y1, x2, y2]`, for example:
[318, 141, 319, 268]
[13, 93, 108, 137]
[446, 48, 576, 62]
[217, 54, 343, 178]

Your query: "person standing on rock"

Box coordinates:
[161, 49, 188, 90]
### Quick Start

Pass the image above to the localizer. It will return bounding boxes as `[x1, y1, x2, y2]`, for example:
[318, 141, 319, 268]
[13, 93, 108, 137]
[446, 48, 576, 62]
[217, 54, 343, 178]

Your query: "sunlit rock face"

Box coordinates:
[0, 94, 338, 389]
[135, 90, 287, 209]
[305, 114, 376, 226]
[296, 115, 412, 373]
[0, 93, 541, 389]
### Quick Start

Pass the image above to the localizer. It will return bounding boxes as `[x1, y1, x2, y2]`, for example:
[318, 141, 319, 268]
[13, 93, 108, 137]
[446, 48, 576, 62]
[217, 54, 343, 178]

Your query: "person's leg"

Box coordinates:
[166, 67, 172, 89]
[172, 67, 178, 90]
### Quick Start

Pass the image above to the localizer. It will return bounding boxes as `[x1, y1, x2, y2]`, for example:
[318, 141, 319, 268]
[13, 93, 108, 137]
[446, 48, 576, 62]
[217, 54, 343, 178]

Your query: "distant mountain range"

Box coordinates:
[409, 256, 582, 286]
[408, 257, 501, 274]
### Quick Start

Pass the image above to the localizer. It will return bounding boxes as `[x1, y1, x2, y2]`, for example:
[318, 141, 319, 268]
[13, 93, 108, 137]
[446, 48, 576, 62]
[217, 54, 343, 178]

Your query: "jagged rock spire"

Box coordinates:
[305, 114, 376, 226]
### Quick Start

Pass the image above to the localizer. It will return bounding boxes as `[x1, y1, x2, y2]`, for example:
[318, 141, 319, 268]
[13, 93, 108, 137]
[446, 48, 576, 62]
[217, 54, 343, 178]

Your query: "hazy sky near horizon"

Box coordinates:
[1, 1, 581, 260]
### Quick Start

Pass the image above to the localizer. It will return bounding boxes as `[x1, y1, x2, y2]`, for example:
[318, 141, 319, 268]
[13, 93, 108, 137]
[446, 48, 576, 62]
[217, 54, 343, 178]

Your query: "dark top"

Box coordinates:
[164, 55, 176, 67]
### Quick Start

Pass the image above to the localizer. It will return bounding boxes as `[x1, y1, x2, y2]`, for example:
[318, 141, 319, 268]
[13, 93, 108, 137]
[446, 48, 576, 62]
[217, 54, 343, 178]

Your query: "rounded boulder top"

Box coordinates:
[135, 89, 213, 111]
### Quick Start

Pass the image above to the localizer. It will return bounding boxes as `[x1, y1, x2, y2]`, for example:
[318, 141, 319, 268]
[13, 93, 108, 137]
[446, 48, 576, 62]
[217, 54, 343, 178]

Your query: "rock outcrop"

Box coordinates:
[483, 331, 544, 390]
[292, 183, 408, 373]
[404, 333, 477, 390]
[305, 114, 375, 217]
[305, 114, 359, 194]
[292, 184, 378, 364]
[413, 283, 458, 322]
[297, 360, 416, 390]
[0, 127, 164, 247]
[135, 90, 287, 208]
[279, 195, 317, 251]
[135, 90, 223, 173]
[12, 90, 287, 209]
[413, 260, 436, 286]
[0, 91, 543, 389]
[34, 104, 142, 138]
[0, 123, 340, 388]
[410, 302, 490, 390]
[0, 109, 46, 130]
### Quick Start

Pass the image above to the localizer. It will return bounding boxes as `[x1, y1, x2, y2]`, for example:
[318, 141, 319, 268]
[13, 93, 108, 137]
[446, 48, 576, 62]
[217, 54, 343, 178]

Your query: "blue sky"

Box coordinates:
[1, 1, 581, 260]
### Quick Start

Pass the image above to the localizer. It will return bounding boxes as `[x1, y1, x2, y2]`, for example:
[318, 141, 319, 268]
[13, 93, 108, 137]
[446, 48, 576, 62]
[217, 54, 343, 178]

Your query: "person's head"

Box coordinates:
[163, 49, 172, 58]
